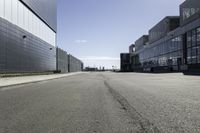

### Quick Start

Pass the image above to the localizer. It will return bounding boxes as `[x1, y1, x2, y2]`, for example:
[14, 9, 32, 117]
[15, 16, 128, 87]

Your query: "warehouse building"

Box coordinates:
[0, 0, 57, 72]
[57, 48, 69, 73]
[68, 54, 83, 72]
[57, 48, 83, 73]
[121, 0, 200, 73]
[120, 53, 131, 72]
[0, 0, 83, 73]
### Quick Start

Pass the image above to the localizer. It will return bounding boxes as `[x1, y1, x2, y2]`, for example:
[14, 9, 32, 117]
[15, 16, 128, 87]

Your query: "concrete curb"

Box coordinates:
[0, 72, 84, 89]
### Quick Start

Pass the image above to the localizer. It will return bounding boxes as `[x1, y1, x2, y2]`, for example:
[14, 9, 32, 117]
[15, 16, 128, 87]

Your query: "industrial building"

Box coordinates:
[0, 0, 83, 73]
[120, 53, 131, 72]
[121, 0, 200, 73]
[57, 48, 69, 73]
[68, 54, 83, 72]
[57, 48, 83, 73]
[0, 0, 56, 72]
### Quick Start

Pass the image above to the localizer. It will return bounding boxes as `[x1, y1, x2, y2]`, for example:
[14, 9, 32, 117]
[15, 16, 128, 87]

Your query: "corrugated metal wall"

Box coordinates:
[56, 48, 83, 73]
[57, 48, 68, 73]
[68, 55, 83, 72]
[0, 18, 56, 73]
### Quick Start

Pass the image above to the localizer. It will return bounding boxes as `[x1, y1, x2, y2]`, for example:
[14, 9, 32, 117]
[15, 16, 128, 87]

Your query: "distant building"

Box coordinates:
[120, 53, 131, 72]
[120, 0, 200, 73]
[129, 44, 135, 53]
[84, 67, 98, 71]
[68, 54, 83, 72]
[56, 48, 83, 73]
[57, 48, 69, 73]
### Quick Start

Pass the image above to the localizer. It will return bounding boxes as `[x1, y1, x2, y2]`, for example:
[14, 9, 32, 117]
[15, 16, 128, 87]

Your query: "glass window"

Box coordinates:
[187, 48, 192, 64]
[0, 0, 5, 18]
[5, 0, 12, 21]
[179, 36, 183, 49]
[170, 39, 174, 52]
[164, 42, 166, 53]
[191, 47, 197, 64]
[197, 55, 200, 63]
[172, 59, 177, 66]
[197, 27, 200, 46]
[187, 31, 192, 48]
[197, 46, 200, 55]
[192, 30, 197, 47]
[11, 0, 18, 25]
[175, 37, 179, 51]
[191, 47, 197, 57]
[191, 57, 197, 64]
[197, 27, 200, 34]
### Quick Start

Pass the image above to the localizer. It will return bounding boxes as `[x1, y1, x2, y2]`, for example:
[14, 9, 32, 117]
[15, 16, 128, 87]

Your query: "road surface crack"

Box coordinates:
[104, 80, 160, 133]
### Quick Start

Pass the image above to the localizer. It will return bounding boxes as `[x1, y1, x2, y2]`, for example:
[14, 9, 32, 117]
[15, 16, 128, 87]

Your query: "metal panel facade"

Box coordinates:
[20, 0, 57, 32]
[57, 48, 69, 73]
[180, 0, 200, 26]
[149, 17, 180, 44]
[0, 17, 56, 73]
[135, 35, 149, 51]
[68, 55, 83, 72]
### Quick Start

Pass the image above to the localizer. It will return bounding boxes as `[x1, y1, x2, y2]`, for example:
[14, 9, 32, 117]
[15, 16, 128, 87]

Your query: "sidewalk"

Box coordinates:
[0, 72, 84, 88]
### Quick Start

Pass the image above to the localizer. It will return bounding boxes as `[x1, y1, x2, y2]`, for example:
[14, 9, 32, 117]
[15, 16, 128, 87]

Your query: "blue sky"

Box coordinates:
[57, 0, 184, 69]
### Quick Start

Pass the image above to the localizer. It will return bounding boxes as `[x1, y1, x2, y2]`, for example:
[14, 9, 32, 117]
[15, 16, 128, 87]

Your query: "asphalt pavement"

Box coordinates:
[0, 72, 200, 133]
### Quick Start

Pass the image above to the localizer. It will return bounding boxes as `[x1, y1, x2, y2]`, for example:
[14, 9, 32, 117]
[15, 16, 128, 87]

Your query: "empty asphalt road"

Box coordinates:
[0, 72, 200, 133]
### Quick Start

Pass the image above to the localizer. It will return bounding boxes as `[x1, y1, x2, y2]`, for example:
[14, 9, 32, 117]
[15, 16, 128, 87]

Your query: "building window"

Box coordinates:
[192, 29, 197, 47]
[187, 31, 192, 48]
[197, 46, 200, 55]
[187, 48, 192, 64]
[197, 27, 200, 46]
[197, 55, 200, 64]
[191, 47, 197, 64]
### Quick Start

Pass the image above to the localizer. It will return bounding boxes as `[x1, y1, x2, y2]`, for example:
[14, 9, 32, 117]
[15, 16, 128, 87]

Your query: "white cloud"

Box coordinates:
[74, 40, 88, 43]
